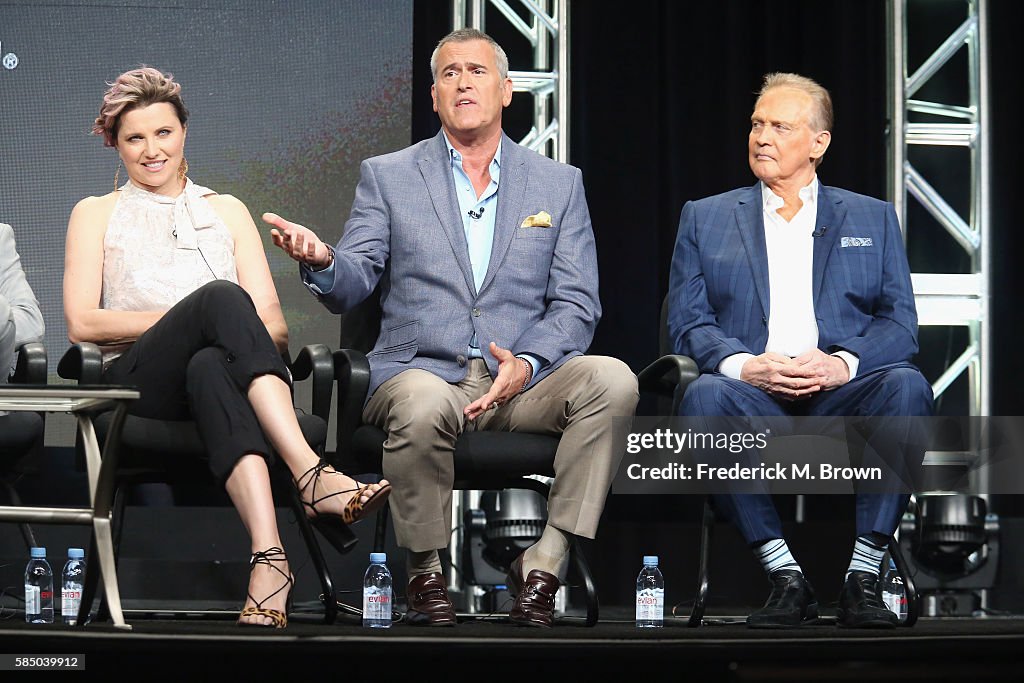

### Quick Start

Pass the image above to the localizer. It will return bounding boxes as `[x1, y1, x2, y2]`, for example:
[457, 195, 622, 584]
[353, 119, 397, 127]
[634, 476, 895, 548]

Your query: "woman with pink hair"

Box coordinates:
[63, 67, 390, 629]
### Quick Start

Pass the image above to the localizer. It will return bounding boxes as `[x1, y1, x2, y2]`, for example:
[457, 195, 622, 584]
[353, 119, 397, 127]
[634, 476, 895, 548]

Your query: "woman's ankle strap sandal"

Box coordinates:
[237, 546, 293, 629]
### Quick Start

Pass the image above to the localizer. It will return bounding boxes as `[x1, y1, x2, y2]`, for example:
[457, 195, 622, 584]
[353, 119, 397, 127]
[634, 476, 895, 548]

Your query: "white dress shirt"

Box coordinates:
[718, 177, 859, 381]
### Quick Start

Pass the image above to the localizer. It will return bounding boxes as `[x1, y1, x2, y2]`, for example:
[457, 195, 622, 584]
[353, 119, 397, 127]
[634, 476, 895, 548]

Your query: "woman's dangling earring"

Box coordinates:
[178, 157, 189, 182]
[113, 160, 122, 192]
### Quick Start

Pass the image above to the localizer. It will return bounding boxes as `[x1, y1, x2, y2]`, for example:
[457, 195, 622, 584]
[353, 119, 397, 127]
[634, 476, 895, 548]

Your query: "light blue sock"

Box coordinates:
[846, 534, 888, 579]
[754, 539, 802, 576]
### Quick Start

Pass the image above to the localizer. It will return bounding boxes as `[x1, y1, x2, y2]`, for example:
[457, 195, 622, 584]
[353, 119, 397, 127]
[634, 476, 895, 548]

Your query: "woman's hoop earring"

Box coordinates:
[113, 160, 122, 191]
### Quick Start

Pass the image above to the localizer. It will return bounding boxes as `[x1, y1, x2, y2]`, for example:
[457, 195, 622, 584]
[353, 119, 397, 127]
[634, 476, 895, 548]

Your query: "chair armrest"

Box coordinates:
[291, 344, 334, 422]
[57, 342, 104, 384]
[637, 354, 700, 398]
[332, 348, 370, 456]
[12, 342, 47, 384]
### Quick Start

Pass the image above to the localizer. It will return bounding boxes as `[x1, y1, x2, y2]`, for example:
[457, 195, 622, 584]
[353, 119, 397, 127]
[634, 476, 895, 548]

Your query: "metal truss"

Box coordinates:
[887, 0, 989, 416]
[446, 0, 570, 613]
[451, 0, 569, 161]
[888, 0, 996, 617]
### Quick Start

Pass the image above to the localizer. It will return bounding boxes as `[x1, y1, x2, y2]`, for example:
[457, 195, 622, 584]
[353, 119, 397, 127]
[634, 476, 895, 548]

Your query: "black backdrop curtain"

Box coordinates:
[412, 0, 1021, 417]
[409, 0, 1022, 603]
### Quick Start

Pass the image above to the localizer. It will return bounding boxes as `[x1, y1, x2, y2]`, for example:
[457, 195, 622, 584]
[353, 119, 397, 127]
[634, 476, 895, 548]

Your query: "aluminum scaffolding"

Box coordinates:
[888, 0, 990, 416]
[447, 0, 571, 612]
[888, 0, 995, 617]
[451, 0, 569, 161]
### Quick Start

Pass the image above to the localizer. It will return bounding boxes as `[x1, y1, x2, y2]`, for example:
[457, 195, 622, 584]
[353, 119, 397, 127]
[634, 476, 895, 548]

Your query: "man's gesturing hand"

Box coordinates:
[464, 342, 529, 421]
[264, 212, 332, 269]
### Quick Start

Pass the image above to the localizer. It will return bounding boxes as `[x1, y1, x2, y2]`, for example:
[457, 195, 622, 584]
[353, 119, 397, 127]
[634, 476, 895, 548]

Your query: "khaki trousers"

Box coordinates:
[363, 356, 639, 552]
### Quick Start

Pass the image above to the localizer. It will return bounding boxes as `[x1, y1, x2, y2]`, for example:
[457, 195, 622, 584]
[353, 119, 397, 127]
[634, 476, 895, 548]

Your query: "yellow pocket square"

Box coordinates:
[520, 211, 552, 228]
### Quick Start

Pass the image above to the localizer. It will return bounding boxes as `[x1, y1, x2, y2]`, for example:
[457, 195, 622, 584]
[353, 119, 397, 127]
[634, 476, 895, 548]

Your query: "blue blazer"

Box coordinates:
[667, 183, 918, 376]
[305, 131, 601, 397]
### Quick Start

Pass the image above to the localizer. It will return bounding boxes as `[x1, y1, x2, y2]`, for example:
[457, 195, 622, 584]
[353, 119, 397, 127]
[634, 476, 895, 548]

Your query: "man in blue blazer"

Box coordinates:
[268, 28, 638, 628]
[668, 73, 933, 628]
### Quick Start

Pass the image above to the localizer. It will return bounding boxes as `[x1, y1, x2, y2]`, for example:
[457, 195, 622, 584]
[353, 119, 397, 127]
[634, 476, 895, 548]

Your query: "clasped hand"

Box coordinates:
[740, 348, 850, 400]
[464, 342, 528, 420]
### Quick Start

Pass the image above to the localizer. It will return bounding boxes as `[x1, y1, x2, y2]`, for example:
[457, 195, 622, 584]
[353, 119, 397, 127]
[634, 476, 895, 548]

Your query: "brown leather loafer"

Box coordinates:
[403, 572, 456, 626]
[507, 553, 559, 628]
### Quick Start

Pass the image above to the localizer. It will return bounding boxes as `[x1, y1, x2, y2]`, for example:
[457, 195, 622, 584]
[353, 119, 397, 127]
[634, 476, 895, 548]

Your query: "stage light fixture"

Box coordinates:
[914, 494, 988, 577]
[902, 491, 1000, 617]
[463, 489, 546, 587]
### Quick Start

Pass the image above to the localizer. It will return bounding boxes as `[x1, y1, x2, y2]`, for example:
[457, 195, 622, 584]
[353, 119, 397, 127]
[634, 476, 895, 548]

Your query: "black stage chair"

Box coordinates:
[0, 341, 47, 550]
[57, 342, 347, 624]
[636, 295, 920, 627]
[331, 292, 600, 626]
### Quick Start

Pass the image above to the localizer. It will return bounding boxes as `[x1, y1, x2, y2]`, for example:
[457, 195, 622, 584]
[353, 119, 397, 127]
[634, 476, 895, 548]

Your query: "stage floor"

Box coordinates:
[2, 607, 1022, 680]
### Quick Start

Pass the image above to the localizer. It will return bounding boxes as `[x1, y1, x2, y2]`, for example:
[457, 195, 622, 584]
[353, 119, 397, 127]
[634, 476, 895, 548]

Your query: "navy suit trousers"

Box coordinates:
[679, 363, 934, 544]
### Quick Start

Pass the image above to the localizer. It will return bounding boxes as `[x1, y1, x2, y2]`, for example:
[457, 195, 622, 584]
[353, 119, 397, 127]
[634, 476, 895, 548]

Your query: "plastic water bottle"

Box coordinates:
[362, 552, 393, 628]
[881, 558, 907, 621]
[61, 548, 86, 626]
[24, 547, 54, 624]
[635, 555, 665, 628]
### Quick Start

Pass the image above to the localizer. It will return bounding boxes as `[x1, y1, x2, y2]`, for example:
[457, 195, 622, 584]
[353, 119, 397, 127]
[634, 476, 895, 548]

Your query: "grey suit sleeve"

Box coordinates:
[305, 159, 390, 314]
[512, 168, 601, 364]
[0, 223, 45, 377]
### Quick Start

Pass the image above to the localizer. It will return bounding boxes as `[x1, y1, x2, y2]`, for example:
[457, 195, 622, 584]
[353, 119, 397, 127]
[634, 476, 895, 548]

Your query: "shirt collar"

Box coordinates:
[442, 131, 502, 173]
[761, 176, 818, 214]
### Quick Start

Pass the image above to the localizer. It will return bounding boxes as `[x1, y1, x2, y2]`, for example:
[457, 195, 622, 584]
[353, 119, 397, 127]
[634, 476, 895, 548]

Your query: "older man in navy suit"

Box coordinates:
[668, 73, 933, 629]
[267, 28, 638, 628]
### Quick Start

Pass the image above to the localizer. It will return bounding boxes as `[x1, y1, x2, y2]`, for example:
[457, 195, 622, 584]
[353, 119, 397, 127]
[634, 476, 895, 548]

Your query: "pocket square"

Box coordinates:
[521, 211, 552, 228]
[841, 236, 873, 247]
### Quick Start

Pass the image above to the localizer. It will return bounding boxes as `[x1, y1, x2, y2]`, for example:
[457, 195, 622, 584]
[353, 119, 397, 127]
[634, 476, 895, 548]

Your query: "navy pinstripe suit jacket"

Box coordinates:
[667, 182, 919, 377]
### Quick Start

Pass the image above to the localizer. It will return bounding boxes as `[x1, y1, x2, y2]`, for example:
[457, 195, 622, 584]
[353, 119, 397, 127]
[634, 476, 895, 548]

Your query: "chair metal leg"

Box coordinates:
[1, 480, 38, 550]
[78, 534, 101, 628]
[888, 534, 919, 627]
[18, 520, 37, 551]
[285, 477, 338, 624]
[94, 484, 127, 625]
[91, 515, 131, 630]
[373, 503, 389, 553]
[569, 535, 599, 627]
[689, 497, 715, 627]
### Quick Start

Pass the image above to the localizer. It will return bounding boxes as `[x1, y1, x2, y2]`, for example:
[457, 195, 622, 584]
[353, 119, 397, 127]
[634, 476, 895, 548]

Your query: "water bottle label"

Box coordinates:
[554, 586, 567, 614]
[25, 584, 39, 614]
[636, 588, 664, 621]
[363, 587, 392, 621]
[884, 592, 903, 617]
[62, 588, 82, 615]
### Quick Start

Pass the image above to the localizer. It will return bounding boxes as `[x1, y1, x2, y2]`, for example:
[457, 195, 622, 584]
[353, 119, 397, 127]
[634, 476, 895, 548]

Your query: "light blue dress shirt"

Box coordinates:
[445, 133, 498, 360]
[303, 133, 540, 386]
[447, 133, 499, 294]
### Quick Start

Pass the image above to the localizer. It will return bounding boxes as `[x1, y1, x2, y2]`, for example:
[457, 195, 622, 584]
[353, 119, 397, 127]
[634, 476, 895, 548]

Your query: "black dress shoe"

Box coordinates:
[507, 553, 559, 628]
[747, 569, 818, 628]
[403, 572, 457, 626]
[836, 571, 899, 629]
